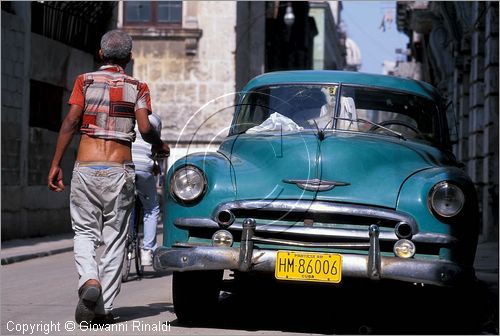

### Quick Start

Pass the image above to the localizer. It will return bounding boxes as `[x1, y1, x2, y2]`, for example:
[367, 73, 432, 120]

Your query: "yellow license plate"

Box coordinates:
[275, 251, 342, 283]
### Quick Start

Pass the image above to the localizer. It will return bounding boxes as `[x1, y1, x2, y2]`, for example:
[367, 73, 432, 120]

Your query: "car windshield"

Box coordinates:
[232, 84, 442, 144]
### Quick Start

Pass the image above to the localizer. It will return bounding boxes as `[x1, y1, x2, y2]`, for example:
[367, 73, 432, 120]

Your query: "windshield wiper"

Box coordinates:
[334, 116, 406, 141]
[312, 119, 332, 141]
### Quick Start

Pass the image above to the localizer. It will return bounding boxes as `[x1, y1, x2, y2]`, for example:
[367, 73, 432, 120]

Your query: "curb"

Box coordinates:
[1, 225, 164, 266]
[1, 246, 74, 265]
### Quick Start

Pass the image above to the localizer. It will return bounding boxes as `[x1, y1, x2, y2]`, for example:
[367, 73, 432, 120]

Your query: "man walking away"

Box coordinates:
[47, 30, 169, 325]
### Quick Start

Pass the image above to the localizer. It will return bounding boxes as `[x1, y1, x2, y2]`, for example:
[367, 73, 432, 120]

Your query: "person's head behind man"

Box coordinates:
[99, 30, 132, 67]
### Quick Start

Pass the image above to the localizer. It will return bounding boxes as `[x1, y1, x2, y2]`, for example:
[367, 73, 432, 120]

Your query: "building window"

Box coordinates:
[31, 2, 114, 54]
[122, 1, 202, 55]
[124, 1, 182, 27]
[29, 80, 63, 132]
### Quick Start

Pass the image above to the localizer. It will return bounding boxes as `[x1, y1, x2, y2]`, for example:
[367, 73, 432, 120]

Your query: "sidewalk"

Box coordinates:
[2, 232, 499, 289]
[1, 232, 74, 265]
[1, 224, 164, 266]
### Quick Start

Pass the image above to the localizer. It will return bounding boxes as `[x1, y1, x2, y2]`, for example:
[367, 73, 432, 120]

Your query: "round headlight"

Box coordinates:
[170, 165, 207, 203]
[428, 181, 465, 218]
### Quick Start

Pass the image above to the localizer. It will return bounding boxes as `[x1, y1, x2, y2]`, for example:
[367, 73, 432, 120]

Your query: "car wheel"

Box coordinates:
[172, 270, 223, 326]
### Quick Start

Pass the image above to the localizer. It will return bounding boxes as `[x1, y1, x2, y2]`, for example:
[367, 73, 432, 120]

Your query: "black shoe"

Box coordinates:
[75, 283, 101, 324]
[92, 312, 115, 326]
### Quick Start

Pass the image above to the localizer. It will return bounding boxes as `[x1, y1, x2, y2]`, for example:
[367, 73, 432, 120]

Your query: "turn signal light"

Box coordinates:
[212, 230, 233, 247]
[393, 239, 416, 258]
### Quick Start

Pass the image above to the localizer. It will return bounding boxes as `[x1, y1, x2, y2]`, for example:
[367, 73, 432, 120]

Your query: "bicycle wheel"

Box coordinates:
[121, 234, 133, 282]
[135, 234, 143, 276]
[134, 201, 144, 277]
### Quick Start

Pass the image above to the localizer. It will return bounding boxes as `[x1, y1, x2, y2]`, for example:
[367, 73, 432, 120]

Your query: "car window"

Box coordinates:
[233, 85, 337, 134]
[233, 84, 442, 145]
[338, 85, 441, 144]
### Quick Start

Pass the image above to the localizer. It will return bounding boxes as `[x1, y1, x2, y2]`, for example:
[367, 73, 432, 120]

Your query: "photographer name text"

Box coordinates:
[6, 320, 171, 334]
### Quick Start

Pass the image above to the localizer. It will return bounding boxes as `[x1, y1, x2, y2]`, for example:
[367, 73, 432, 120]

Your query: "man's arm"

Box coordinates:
[135, 108, 170, 156]
[48, 105, 83, 192]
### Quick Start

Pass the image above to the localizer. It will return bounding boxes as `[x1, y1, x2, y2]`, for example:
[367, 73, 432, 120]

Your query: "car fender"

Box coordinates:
[396, 166, 479, 264]
[163, 152, 236, 247]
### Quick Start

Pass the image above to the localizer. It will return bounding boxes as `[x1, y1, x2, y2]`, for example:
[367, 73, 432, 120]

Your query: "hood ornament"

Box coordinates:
[283, 178, 350, 192]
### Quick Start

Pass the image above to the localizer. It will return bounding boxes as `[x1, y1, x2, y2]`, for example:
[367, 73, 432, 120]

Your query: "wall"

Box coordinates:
[235, 1, 266, 92]
[129, 2, 237, 167]
[310, 2, 345, 70]
[1, 5, 95, 240]
[461, 2, 499, 241]
[1, 10, 25, 189]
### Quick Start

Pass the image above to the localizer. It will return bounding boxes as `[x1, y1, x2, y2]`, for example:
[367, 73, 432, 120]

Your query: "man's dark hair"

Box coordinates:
[100, 30, 132, 63]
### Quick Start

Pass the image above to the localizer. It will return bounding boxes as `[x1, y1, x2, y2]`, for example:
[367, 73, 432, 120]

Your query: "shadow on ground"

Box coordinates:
[175, 275, 499, 335]
[115, 303, 175, 323]
[122, 269, 172, 283]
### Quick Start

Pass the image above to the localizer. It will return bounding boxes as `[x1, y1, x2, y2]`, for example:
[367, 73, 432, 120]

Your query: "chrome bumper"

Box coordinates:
[153, 220, 474, 287]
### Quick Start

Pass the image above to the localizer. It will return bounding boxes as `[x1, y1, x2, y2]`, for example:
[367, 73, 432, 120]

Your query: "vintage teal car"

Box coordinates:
[153, 70, 479, 324]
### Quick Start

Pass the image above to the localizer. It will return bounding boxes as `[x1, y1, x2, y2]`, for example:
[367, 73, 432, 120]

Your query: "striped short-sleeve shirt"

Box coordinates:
[68, 65, 152, 143]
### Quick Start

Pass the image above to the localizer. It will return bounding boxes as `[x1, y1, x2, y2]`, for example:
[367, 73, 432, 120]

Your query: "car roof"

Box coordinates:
[242, 70, 441, 102]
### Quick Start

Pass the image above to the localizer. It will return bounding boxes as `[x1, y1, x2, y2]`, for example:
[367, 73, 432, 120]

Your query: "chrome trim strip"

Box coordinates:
[213, 200, 419, 234]
[174, 218, 396, 241]
[412, 232, 458, 245]
[283, 178, 350, 191]
[175, 218, 216, 228]
[173, 218, 457, 245]
[252, 237, 370, 248]
[153, 246, 474, 286]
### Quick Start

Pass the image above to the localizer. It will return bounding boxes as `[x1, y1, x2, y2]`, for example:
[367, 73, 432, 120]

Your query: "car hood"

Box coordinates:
[218, 132, 452, 208]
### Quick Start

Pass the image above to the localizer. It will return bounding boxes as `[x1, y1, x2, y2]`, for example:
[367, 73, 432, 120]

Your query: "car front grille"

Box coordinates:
[174, 200, 452, 257]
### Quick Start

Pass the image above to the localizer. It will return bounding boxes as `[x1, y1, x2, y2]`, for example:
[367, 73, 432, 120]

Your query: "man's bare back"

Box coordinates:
[77, 134, 132, 163]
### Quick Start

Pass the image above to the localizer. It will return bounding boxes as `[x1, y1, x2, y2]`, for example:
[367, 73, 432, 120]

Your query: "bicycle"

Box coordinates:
[122, 192, 144, 282]
[121, 153, 167, 282]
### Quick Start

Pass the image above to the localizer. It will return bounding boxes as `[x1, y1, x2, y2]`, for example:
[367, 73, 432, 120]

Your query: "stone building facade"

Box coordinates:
[396, 1, 499, 241]
[119, 1, 238, 162]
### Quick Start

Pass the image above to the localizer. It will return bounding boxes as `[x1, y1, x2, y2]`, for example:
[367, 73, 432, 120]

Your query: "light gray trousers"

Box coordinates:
[70, 161, 135, 314]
